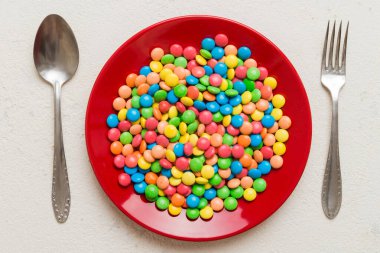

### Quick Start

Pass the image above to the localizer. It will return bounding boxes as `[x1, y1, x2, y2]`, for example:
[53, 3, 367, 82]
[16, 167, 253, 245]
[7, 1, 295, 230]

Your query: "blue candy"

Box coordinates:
[261, 115, 275, 128]
[161, 169, 171, 178]
[237, 46, 251, 60]
[204, 65, 213, 76]
[211, 47, 224, 60]
[227, 174, 234, 181]
[233, 81, 246, 94]
[248, 168, 262, 179]
[139, 66, 151, 76]
[204, 188, 217, 200]
[173, 143, 184, 157]
[216, 92, 229, 105]
[186, 75, 199, 85]
[134, 181, 147, 194]
[214, 62, 228, 76]
[231, 115, 244, 128]
[264, 102, 274, 115]
[194, 100, 206, 111]
[106, 114, 119, 128]
[186, 194, 201, 208]
[124, 166, 138, 175]
[167, 90, 179, 104]
[206, 101, 220, 113]
[250, 134, 262, 147]
[131, 172, 144, 183]
[229, 95, 242, 106]
[126, 108, 140, 122]
[140, 94, 153, 107]
[147, 143, 157, 150]
[138, 167, 149, 174]
[213, 164, 219, 173]
[231, 161, 243, 175]
[220, 104, 233, 115]
[148, 84, 160, 96]
[258, 161, 271, 175]
[201, 38, 215, 51]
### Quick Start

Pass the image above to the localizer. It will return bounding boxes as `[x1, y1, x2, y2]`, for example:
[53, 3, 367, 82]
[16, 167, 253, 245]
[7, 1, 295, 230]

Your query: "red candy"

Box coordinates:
[260, 85, 273, 100]
[114, 155, 125, 168]
[184, 143, 193, 156]
[255, 81, 263, 90]
[156, 135, 169, 147]
[164, 185, 176, 196]
[258, 67, 268, 80]
[118, 173, 131, 187]
[160, 159, 172, 169]
[261, 146, 274, 159]
[159, 101, 171, 113]
[227, 125, 240, 136]
[252, 121, 263, 134]
[118, 120, 131, 132]
[187, 86, 199, 99]
[176, 102, 186, 113]
[192, 66, 206, 78]
[177, 184, 191, 196]
[187, 60, 197, 71]
[207, 59, 218, 68]
[235, 66, 247, 79]
[199, 111, 213, 125]
[218, 144, 231, 158]
[215, 34, 228, 47]
[205, 122, 218, 134]
[197, 137, 210, 151]
[170, 44, 183, 57]
[176, 157, 189, 171]
[125, 154, 138, 168]
[132, 134, 142, 147]
[183, 46, 197, 60]
[108, 128, 121, 141]
[144, 131, 157, 144]
[145, 118, 158, 130]
[235, 168, 248, 179]
[205, 146, 216, 159]
[231, 144, 244, 159]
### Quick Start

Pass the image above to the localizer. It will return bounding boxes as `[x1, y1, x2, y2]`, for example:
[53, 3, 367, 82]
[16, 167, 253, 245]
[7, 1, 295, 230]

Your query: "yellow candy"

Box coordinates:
[195, 177, 208, 184]
[166, 149, 176, 162]
[195, 55, 207, 65]
[189, 134, 199, 146]
[140, 117, 146, 128]
[152, 103, 159, 109]
[200, 133, 211, 140]
[251, 110, 264, 121]
[204, 183, 212, 190]
[161, 113, 169, 121]
[168, 106, 178, 118]
[201, 165, 215, 179]
[197, 92, 204, 101]
[180, 97, 193, 106]
[168, 203, 182, 216]
[118, 108, 127, 121]
[132, 119, 141, 125]
[241, 91, 252, 105]
[193, 146, 204, 156]
[159, 68, 172, 80]
[220, 79, 228, 91]
[164, 125, 178, 138]
[200, 206, 213, 220]
[243, 188, 257, 201]
[165, 73, 179, 87]
[149, 61, 163, 73]
[158, 189, 165, 197]
[271, 108, 283, 121]
[272, 94, 285, 108]
[232, 104, 243, 115]
[138, 157, 151, 170]
[182, 172, 196, 186]
[227, 68, 235, 80]
[264, 76, 277, 89]
[275, 129, 289, 142]
[171, 167, 183, 179]
[179, 133, 190, 143]
[273, 142, 286, 155]
[223, 115, 231, 127]
[179, 122, 187, 135]
[169, 177, 182, 186]
[225, 55, 238, 68]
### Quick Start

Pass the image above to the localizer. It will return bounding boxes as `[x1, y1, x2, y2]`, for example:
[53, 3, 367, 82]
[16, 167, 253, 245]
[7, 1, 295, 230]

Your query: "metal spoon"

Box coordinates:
[33, 14, 79, 223]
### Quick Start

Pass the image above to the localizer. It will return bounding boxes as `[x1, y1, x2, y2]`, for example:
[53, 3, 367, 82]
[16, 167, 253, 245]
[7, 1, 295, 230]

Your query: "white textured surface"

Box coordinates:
[0, 0, 379, 252]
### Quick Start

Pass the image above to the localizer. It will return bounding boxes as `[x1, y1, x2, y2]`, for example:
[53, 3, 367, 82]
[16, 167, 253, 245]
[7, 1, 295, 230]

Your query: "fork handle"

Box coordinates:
[52, 82, 70, 223]
[322, 97, 342, 219]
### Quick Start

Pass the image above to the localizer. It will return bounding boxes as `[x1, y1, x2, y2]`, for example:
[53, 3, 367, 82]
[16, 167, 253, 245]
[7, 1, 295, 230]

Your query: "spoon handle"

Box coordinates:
[52, 82, 70, 223]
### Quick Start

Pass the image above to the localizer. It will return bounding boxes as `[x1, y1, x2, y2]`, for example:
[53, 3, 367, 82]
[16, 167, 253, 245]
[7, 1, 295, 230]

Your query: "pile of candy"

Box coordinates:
[106, 34, 291, 220]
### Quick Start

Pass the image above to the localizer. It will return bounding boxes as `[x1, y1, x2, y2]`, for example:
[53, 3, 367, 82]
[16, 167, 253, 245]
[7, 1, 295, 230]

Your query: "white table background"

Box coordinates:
[0, 0, 379, 252]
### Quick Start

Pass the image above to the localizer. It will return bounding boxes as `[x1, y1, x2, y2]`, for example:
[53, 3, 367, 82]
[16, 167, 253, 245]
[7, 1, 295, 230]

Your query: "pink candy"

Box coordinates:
[183, 46, 197, 60]
[113, 155, 125, 168]
[231, 144, 244, 159]
[235, 66, 247, 79]
[118, 173, 131, 187]
[209, 73, 222, 87]
[144, 131, 157, 144]
[108, 128, 121, 141]
[252, 122, 263, 134]
[218, 144, 231, 158]
[170, 44, 183, 57]
[176, 157, 189, 171]
[145, 118, 158, 130]
[215, 33, 228, 47]
[199, 111, 213, 125]
[197, 137, 210, 151]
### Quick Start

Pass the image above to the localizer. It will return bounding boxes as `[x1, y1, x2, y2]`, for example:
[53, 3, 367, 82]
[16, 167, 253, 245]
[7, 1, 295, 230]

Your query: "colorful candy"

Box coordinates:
[106, 34, 291, 220]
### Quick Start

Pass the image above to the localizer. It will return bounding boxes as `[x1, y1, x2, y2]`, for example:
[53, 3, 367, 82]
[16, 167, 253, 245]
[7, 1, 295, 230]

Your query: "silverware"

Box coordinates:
[33, 14, 79, 223]
[321, 21, 349, 219]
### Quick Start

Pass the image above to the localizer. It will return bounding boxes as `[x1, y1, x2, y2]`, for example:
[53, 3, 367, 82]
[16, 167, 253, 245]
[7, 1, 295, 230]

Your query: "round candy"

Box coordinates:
[201, 38, 215, 50]
[199, 206, 213, 220]
[224, 197, 238, 211]
[156, 196, 170, 210]
[186, 194, 200, 208]
[253, 178, 267, 192]
[243, 188, 257, 201]
[186, 208, 200, 220]
[118, 173, 131, 187]
[215, 34, 228, 47]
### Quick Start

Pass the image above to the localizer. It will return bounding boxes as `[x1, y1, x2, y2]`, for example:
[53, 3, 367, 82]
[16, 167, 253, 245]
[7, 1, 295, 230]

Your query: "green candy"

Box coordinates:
[154, 90, 167, 102]
[174, 84, 187, 98]
[169, 117, 181, 127]
[209, 174, 222, 186]
[120, 132, 132, 144]
[197, 198, 208, 209]
[213, 112, 223, 123]
[247, 67, 260, 80]
[230, 186, 244, 199]
[200, 75, 209, 86]
[132, 87, 138, 96]
[196, 84, 206, 91]
[222, 134, 234, 145]
[161, 54, 175, 64]
[243, 78, 255, 91]
[253, 142, 263, 150]
[217, 186, 230, 199]
[141, 129, 147, 138]
[207, 86, 220, 95]
[251, 89, 261, 102]
[253, 178, 267, 192]
[141, 108, 153, 118]
[227, 79, 233, 89]
[225, 89, 238, 97]
[244, 147, 254, 156]
[224, 197, 238, 211]
[190, 157, 203, 172]
[192, 184, 205, 197]
[237, 58, 244, 66]
[182, 110, 196, 124]
[174, 57, 187, 68]
[187, 121, 199, 134]
[218, 157, 232, 169]
[151, 161, 162, 173]
[200, 49, 212, 59]
[186, 208, 200, 220]
[169, 131, 180, 142]
[145, 184, 159, 202]
[156, 196, 170, 210]
[131, 96, 140, 108]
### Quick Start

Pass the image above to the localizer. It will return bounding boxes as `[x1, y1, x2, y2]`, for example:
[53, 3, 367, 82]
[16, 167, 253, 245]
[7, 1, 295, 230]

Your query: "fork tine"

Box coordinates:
[321, 21, 330, 70]
[341, 22, 349, 71]
[328, 21, 336, 69]
[334, 21, 342, 70]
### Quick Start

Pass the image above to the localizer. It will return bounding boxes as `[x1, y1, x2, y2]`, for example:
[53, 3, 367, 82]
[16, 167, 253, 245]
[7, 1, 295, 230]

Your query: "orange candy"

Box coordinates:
[210, 197, 224, 211]
[239, 121, 253, 135]
[139, 140, 147, 153]
[151, 145, 165, 159]
[224, 45, 237, 55]
[203, 91, 216, 101]
[122, 144, 134, 156]
[118, 85, 132, 99]
[156, 175, 169, 189]
[153, 107, 163, 120]
[218, 168, 231, 179]
[263, 133, 276, 146]
[126, 73, 137, 87]
[110, 141, 123, 155]
[253, 150, 264, 163]
[210, 133, 223, 147]
[243, 102, 256, 115]
[239, 153, 252, 167]
[130, 125, 142, 135]
[240, 176, 253, 189]
[134, 75, 146, 86]
[150, 47, 164, 61]
[143, 150, 155, 163]
[145, 172, 158, 184]
[187, 86, 199, 99]
[270, 155, 283, 169]
[268, 122, 279, 134]
[278, 116, 292, 129]
[137, 83, 150, 95]
[237, 135, 251, 147]
[171, 193, 185, 207]
[147, 72, 160, 84]
[113, 97, 126, 111]
[244, 58, 257, 68]
[227, 178, 240, 189]
[174, 67, 186, 79]
[256, 99, 269, 111]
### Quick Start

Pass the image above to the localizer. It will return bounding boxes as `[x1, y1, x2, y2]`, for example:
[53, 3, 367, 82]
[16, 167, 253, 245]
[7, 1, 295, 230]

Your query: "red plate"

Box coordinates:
[85, 16, 312, 241]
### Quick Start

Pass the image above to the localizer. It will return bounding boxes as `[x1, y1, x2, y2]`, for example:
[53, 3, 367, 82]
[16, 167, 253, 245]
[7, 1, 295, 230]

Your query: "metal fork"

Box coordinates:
[321, 21, 349, 219]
